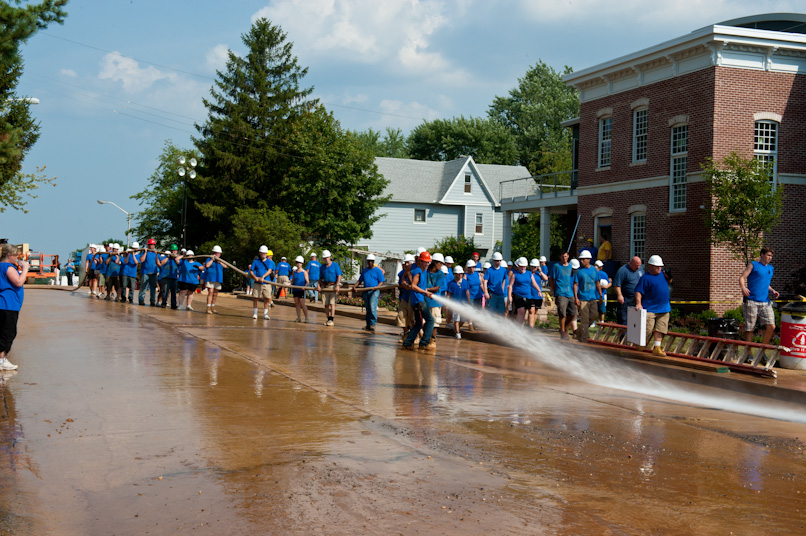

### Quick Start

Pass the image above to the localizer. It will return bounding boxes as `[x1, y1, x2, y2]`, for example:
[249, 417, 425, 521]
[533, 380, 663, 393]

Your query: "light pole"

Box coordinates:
[176, 155, 197, 248]
[97, 200, 132, 247]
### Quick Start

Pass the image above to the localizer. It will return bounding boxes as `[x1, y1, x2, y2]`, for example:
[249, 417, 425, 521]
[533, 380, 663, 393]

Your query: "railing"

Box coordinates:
[499, 170, 577, 203]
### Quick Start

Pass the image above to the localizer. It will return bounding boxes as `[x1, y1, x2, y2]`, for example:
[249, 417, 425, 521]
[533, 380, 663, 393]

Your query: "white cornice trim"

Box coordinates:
[754, 111, 783, 122]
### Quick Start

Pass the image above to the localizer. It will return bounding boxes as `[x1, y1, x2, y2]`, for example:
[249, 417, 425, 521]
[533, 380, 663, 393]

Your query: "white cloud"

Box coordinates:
[98, 53, 175, 93]
[60, 68, 76, 78]
[206, 44, 230, 73]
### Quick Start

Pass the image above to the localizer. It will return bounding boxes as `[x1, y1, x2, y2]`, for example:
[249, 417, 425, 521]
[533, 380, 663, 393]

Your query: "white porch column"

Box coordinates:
[540, 207, 551, 259]
[502, 210, 512, 260]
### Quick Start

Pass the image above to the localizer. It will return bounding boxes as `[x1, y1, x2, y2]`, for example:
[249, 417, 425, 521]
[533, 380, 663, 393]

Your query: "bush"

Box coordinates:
[723, 307, 744, 322]
[431, 235, 477, 266]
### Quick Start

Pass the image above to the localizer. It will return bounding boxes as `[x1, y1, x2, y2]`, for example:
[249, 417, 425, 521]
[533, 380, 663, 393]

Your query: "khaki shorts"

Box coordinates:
[323, 289, 337, 307]
[397, 298, 413, 327]
[744, 300, 774, 331]
[276, 275, 290, 287]
[431, 306, 442, 325]
[646, 312, 670, 336]
[253, 283, 272, 299]
[555, 295, 577, 317]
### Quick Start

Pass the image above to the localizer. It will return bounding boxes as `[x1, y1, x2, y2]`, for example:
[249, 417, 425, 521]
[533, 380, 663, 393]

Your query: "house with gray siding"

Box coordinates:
[358, 156, 531, 261]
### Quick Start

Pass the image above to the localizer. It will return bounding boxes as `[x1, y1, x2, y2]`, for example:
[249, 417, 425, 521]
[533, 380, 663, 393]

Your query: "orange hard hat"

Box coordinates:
[418, 251, 432, 262]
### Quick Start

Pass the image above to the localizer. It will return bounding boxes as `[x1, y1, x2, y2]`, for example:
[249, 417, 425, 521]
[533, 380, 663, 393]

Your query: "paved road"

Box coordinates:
[1, 290, 804, 535]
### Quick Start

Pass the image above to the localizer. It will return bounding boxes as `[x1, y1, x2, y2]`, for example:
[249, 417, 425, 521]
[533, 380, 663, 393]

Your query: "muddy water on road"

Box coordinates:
[1, 291, 804, 535]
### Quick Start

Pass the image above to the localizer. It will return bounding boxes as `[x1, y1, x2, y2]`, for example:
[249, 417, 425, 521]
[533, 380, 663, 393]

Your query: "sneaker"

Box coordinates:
[206, 309, 213, 315]
[187, 306, 194, 311]
[363, 326, 372, 331]
[252, 313, 258, 319]
[212, 307, 219, 314]
[652, 346, 667, 357]
[263, 314, 270, 320]
[419, 340, 437, 353]
[455, 333, 462, 340]
[295, 317, 301, 322]
[325, 320, 334, 326]
[0, 359, 18, 371]
[369, 326, 376, 332]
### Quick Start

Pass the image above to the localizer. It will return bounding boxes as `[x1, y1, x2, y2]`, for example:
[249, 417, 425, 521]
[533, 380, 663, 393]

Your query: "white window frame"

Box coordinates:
[632, 108, 648, 163]
[598, 117, 612, 168]
[754, 120, 778, 188]
[464, 173, 472, 194]
[630, 213, 646, 261]
[414, 208, 426, 224]
[475, 213, 484, 235]
[669, 123, 688, 212]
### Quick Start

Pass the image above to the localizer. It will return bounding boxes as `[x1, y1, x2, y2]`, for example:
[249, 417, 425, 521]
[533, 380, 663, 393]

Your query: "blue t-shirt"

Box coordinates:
[106, 255, 121, 277]
[66, 261, 74, 274]
[276, 261, 291, 277]
[484, 266, 508, 296]
[550, 263, 574, 298]
[424, 269, 445, 308]
[122, 253, 139, 278]
[358, 266, 385, 289]
[179, 260, 202, 285]
[306, 260, 321, 280]
[465, 271, 483, 300]
[397, 269, 409, 302]
[574, 266, 599, 301]
[530, 270, 543, 299]
[634, 271, 671, 313]
[447, 278, 470, 302]
[0, 262, 24, 311]
[597, 270, 611, 299]
[159, 254, 177, 279]
[511, 270, 534, 298]
[98, 253, 109, 275]
[250, 258, 275, 281]
[139, 250, 159, 275]
[291, 269, 307, 287]
[205, 258, 225, 284]
[320, 261, 343, 284]
[406, 266, 425, 305]
[613, 264, 644, 302]
[747, 261, 774, 302]
[540, 265, 549, 278]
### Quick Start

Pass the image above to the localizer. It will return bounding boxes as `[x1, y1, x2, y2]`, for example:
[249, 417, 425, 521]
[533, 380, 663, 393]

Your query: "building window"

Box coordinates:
[630, 213, 646, 261]
[475, 213, 483, 234]
[598, 117, 612, 168]
[633, 108, 648, 162]
[464, 173, 472, 193]
[669, 124, 688, 212]
[414, 208, 426, 223]
[754, 120, 778, 186]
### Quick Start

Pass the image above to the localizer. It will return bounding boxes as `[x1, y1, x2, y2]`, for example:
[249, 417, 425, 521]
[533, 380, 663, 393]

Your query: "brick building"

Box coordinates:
[559, 13, 806, 312]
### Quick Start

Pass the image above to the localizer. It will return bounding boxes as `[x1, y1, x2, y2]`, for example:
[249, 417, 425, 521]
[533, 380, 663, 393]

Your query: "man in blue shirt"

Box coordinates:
[573, 250, 601, 342]
[138, 239, 160, 306]
[204, 245, 226, 314]
[614, 256, 644, 326]
[305, 253, 321, 303]
[595, 260, 612, 323]
[739, 247, 779, 344]
[635, 255, 672, 356]
[249, 246, 275, 320]
[158, 244, 180, 309]
[401, 251, 436, 351]
[550, 252, 577, 340]
[317, 250, 342, 326]
[354, 254, 385, 331]
[275, 256, 291, 299]
[483, 252, 508, 315]
[120, 242, 140, 303]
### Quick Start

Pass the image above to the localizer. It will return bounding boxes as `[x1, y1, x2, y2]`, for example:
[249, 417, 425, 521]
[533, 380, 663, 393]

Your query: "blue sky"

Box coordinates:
[6, 0, 799, 258]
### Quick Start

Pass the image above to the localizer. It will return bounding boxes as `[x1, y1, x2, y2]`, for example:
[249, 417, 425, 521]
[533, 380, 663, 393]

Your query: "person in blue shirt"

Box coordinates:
[424, 253, 446, 326]
[204, 245, 226, 314]
[104, 244, 122, 301]
[97, 245, 110, 299]
[317, 250, 343, 326]
[0, 244, 28, 370]
[290, 256, 310, 322]
[65, 257, 75, 286]
[573, 250, 602, 342]
[85, 244, 99, 296]
[249, 246, 275, 320]
[614, 256, 644, 326]
[739, 246, 780, 344]
[401, 251, 436, 352]
[549, 252, 577, 340]
[595, 260, 612, 323]
[158, 244, 180, 309]
[396, 255, 415, 341]
[177, 250, 203, 311]
[635, 255, 672, 356]
[305, 252, 321, 303]
[120, 243, 140, 303]
[483, 252, 508, 315]
[274, 256, 291, 299]
[528, 258, 547, 328]
[353, 254, 386, 331]
[509, 258, 543, 327]
[447, 265, 471, 338]
[138, 239, 160, 306]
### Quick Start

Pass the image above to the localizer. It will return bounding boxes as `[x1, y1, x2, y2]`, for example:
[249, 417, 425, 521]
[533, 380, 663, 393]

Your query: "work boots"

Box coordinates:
[419, 339, 437, 353]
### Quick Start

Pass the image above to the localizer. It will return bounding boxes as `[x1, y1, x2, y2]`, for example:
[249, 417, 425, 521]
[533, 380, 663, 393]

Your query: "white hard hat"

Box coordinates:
[648, 255, 664, 267]
[89, 244, 97, 250]
[453, 265, 464, 274]
[431, 253, 445, 263]
[310, 252, 317, 257]
[131, 241, 140, 249]
[465, 260, 476, 268]
[570, 259, 580, 269]
[530, 258, 540, 267]
[539, 256, 547, 262]
[281, 256, 287, 260]
[322, 249, 332, 258]
[100, 246, 107, 252]
[500, 260, 508, 268]
[594, 260, 604, 267]
[259, 245, 269, 254]
[113, 243, 121, 250]
[366, 254, 376, 261]
[440, 265, 449, 274]
[491, 252, 503, 261]
[416, 247, 426, 254]
[186, 250, 194, 256]
[578, 250, 592, 259]
[212, 245, 222, 253]
[516, 257, 528, 267]
[483, 262, 491, 269]
[295, 255, 304, 263]
[444, 256, 454, 264]
[403, 254, 416, 263]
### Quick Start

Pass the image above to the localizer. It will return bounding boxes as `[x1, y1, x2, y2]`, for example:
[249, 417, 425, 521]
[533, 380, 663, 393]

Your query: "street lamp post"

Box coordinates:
[97, 200, 132, 247]
[176, 155, 197, 248]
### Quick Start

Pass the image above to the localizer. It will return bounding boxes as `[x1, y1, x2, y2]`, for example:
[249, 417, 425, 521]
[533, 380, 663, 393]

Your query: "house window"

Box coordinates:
[414, 208, 426, 223]
[475, 213, 484, 234]
[754, 120, 778, 186]
[633, 108, 648, 162]
[598, 117, 612, 168]
[464, 173, 472, 193]
[669, 124, 688, 212]
[630, 213, 646, 261]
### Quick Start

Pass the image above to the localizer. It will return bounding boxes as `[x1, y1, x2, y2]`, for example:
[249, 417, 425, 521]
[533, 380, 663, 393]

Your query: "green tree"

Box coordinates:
[407, 116, 518, 164]
[431, 235, 477, 267]
[488, 60, 579, 176]
[701, 152, 783, 265]
[351, 127, 408, 158]
[510, 213, 566, 261]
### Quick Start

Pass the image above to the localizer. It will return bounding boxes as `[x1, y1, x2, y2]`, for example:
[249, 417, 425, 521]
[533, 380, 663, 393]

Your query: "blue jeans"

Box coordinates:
[161, 278, 178, 308]
[487, 294, 506, 315]
[363, 290, 379, 327]
[403, 301, 434, 347]
[139, 273, 158, 305]
[307, 279, 319, 301]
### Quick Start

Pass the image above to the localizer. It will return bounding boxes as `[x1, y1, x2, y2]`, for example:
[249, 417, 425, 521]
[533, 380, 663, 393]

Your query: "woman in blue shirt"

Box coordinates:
[508, 258, 542, 326]
[104, 244, 122, 301]
[291, 256, 309, 322]
[204, 246, 226, 314]
[178, 250, 203, 311]
[0, 244, 28, 370]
